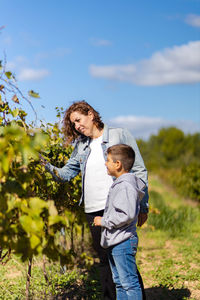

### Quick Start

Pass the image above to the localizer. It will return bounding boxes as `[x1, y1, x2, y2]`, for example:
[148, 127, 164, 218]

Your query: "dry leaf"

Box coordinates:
[12, 94, 20, 104]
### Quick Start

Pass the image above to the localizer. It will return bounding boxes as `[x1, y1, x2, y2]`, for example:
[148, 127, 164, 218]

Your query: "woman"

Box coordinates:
[42, 101, 148, 300]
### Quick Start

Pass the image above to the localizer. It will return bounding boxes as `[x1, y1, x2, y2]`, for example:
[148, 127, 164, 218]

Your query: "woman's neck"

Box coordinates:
[91, 127, 104, 139]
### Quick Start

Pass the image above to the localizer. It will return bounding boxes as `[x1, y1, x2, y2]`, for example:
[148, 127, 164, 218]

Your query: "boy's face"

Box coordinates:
[105, 153, 117, 176]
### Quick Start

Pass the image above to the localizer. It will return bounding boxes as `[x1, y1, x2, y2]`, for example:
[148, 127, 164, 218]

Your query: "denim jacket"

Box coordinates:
[45, 124, 149, 213]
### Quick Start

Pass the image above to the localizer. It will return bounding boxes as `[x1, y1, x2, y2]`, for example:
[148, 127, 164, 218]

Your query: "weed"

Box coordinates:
[148, 191, 198, 237]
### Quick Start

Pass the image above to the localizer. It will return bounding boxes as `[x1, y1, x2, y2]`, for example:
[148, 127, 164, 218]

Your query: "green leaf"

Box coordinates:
[20, 145, 33, 165]
[1, 154, 10, 173]
[30, 234, 41, 249]
[12, 108, 19, 118]
[28, 90, 40, 98]
[5, 71, 12, 79]
[48, 215, 63, 226]
[29, 197, 48, 215]
[19, 110, 27, 117]
[7, 194, 20, 212]
[19, 215, 44, 234]
[48, 200, 58, 216]
[32, 132, 49, 149]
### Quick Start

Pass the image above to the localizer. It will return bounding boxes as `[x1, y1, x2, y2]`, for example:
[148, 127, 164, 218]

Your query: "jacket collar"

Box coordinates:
[77, 134, 91, 150]
[102, 124, 109, 143]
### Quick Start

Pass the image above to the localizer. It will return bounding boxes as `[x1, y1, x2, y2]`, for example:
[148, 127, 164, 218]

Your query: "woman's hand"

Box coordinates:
[39, 154, 48, 166]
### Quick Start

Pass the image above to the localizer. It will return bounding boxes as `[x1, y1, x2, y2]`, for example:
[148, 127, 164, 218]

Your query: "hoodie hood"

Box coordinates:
[112, 173, 146, 201]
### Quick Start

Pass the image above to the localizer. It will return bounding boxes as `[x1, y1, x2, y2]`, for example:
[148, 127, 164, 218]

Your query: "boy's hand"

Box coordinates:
[137, 213, 148, 227]
[94, 216, 102, 226]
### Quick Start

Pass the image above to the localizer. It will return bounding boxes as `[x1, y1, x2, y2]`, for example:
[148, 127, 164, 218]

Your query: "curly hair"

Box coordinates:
[62, 100, 104, 144]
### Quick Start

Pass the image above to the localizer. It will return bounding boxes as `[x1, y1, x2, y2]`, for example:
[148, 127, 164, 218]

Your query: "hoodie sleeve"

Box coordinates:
[101, 185, 139, 230]
[122, 128, 149, 213]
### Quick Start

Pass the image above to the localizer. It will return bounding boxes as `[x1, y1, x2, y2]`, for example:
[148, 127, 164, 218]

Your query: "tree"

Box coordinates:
[0, 56, 86, 297]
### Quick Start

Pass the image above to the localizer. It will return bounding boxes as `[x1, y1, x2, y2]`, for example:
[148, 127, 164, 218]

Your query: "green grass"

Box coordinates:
[0, 255, 101, 299]
[137, 173, 200, 300]
[148, 190, 199, 237]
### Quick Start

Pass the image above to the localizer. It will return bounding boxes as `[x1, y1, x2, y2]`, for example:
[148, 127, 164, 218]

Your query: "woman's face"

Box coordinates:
[70, 111, 95, 137]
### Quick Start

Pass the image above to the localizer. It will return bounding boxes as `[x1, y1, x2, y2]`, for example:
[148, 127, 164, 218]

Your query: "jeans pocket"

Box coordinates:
[130, 236, 138, 255]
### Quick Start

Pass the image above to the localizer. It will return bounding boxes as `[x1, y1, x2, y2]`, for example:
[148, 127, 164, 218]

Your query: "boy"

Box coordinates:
[94, 144, 145, 300]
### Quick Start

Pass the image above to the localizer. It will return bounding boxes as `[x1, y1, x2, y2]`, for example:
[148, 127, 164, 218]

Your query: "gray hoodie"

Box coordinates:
[100, 173, 145, 249]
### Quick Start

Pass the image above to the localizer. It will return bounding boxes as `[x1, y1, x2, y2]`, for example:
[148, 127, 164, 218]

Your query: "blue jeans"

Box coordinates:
[108, 236, 142, 300]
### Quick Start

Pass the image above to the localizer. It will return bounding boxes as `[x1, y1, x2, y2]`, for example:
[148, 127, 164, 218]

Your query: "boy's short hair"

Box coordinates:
[107, 144, 135, 172]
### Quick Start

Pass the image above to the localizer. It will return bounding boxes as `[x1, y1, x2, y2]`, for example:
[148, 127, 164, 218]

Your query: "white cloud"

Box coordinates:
[89, 40, 200, 86]
[6, 55, 50, 81]
[18, 68, 50, 81]
[90, 38, 112, 47]
[185, 14, 200, 27]
[109, 115, 200, 140]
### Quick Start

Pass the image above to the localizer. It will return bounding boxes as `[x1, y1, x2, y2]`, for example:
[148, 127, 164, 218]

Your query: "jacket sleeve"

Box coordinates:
[101, 186, 138, 230]
[45, 143, 81, 182]
[122, 128, 149, 213]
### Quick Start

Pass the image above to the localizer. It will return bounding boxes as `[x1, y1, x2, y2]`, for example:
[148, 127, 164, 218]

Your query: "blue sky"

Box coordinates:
[1, 0, 200, 139]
